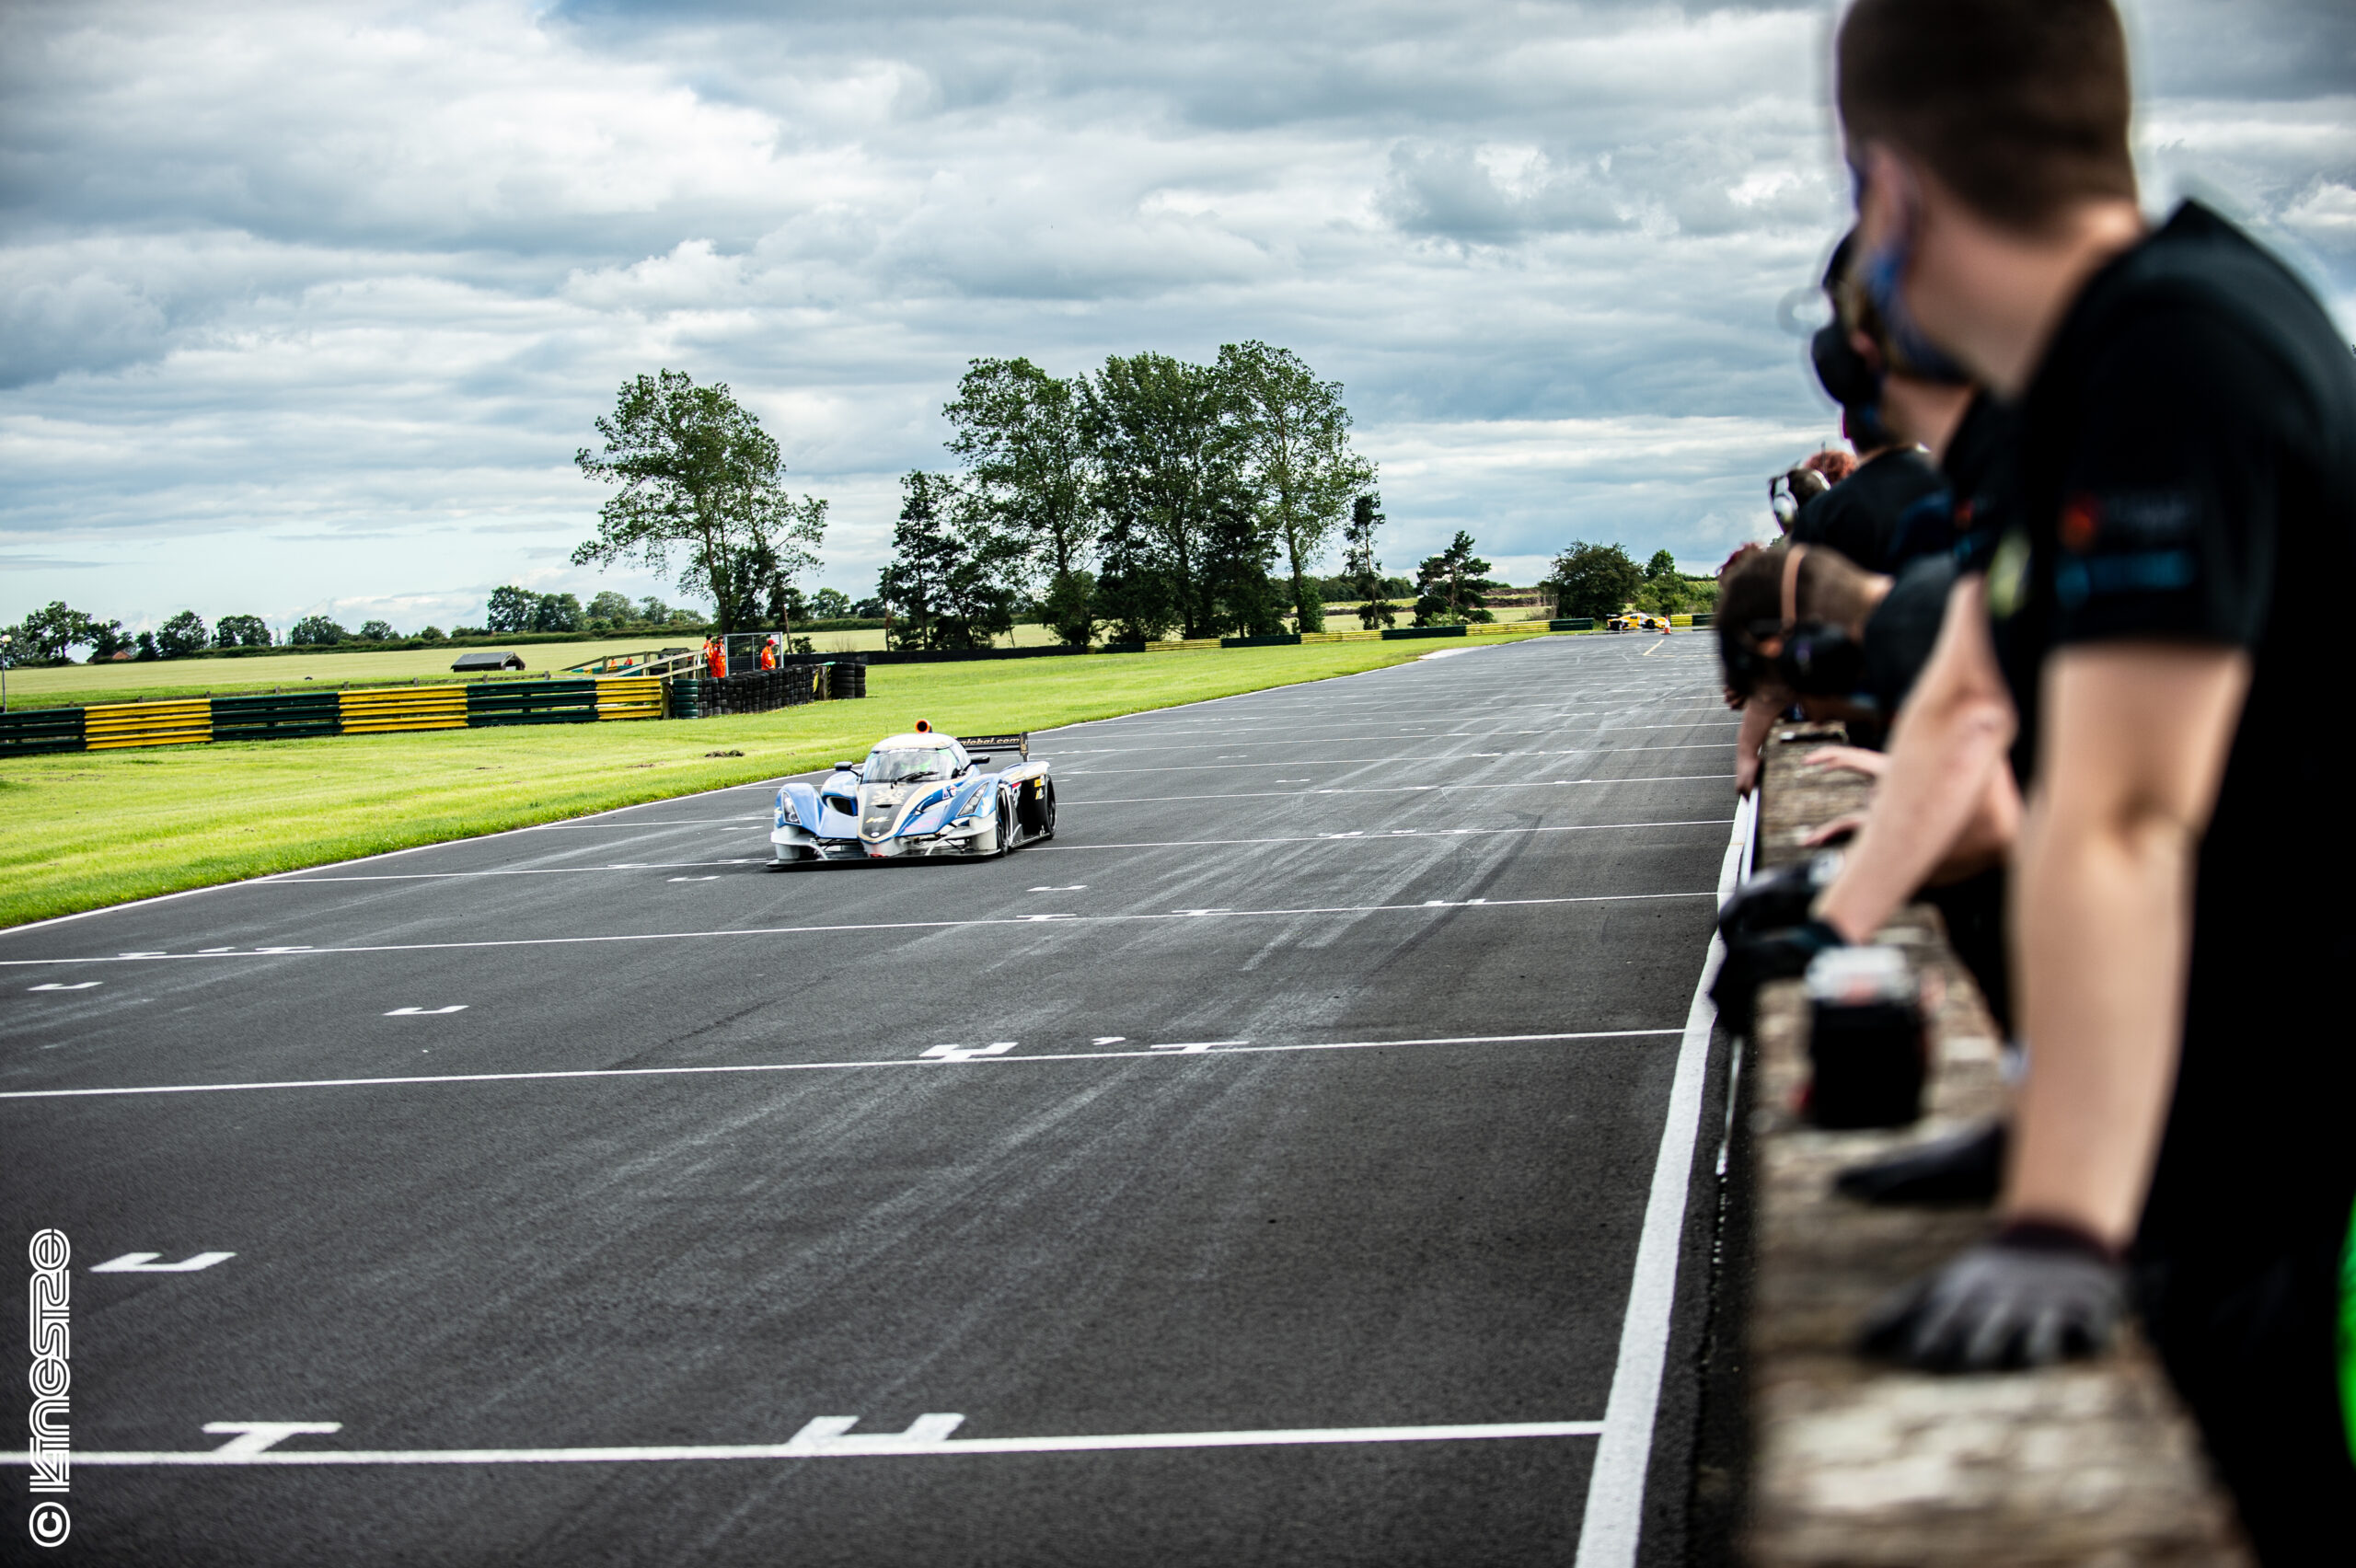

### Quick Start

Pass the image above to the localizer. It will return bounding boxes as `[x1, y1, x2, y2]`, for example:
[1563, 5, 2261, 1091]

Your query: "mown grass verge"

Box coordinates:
[0, 637, 1547, 929]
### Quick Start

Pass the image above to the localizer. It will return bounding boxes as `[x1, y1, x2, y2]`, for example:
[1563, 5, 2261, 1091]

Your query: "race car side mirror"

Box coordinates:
[832, 761, 856, 772]
[969, 755, 989, 765]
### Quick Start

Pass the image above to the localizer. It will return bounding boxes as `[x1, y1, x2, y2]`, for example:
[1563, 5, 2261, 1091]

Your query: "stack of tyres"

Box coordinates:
[831, 657, 868, 699]
[667, 675, 704, 720]
[466, 679, 598, 727]
[0, 708, 87, 756]
[211, 691, 340, 742]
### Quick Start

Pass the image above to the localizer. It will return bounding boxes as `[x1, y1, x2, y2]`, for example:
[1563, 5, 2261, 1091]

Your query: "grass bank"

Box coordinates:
[0, 637, 1543, 929]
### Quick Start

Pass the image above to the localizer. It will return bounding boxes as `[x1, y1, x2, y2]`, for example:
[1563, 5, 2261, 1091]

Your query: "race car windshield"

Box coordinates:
[864, 747, 955, 783]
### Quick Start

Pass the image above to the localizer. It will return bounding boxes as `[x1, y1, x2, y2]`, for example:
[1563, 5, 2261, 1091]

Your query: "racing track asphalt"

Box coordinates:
[1, 632, 1744, 1568]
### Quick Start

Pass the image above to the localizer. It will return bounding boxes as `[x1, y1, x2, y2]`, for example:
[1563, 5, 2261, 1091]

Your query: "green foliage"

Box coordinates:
[357, 619, 397, 642]
[586, 591, 636, 626]
[1084, 351, 1262, 640]
[1413, 532, 1499, 626]
[878, 471, 1022, 651]
[528, 593, 583, 634]
[155, 611, 209, 658]
[572, 368, 827, 636]
[486, 586, 536, 633]
[214, 614, 271, 649]
[1040, 569, 1098, 648]
[1547, 541, 1645, 620]
[944, 356, 1096, 590]
[1218, 340, 1375, 632]
[289, 615, 347, 647]
[418, 626, 447, 643]
[133, 631, 160, 661]
[1342, 492, 1398, 629]
[809, 588, 851, 621]
[1644, 548, 1679, 582]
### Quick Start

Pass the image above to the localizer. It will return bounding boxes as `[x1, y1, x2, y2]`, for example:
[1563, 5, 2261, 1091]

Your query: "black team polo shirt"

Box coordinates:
[1789, 444, 1945, 571]
[1984, 198, 2356, 1554]
[1986, 202, 2356, 1262]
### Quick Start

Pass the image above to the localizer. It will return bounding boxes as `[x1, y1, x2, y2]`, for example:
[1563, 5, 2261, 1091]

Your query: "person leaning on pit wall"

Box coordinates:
[1816, 1, 2356, 1555]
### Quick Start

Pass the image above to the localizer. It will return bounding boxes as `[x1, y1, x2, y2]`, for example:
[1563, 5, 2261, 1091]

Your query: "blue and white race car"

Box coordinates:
[768, 725, 1056, 865]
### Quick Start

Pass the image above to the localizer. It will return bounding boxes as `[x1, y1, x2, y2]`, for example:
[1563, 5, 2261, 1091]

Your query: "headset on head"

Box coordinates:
[1728, 546, 1869, 699]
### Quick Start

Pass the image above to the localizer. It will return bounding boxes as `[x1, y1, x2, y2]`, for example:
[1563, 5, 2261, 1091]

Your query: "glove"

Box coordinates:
[1710, 917, 1844, 1036]
[1717, 852, 1843, 942]
[1858, 1220, 2124, 1372]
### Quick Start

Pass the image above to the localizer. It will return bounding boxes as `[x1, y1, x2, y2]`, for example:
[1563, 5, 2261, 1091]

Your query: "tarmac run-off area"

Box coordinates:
[4, 632, 1747, 1568]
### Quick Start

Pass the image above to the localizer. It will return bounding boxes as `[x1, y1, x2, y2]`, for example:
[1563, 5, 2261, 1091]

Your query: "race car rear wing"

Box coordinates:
[958, 732, 1029, 759]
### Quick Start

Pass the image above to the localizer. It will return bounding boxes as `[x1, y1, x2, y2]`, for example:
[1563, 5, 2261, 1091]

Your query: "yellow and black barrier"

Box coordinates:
[82, 699, 212, 751]
[338, 686, 468, 734]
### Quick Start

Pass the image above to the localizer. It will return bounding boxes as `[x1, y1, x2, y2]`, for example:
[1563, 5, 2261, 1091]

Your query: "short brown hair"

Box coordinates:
[1715, 544, 1888, 697]
[1838, 0, 2136, 233]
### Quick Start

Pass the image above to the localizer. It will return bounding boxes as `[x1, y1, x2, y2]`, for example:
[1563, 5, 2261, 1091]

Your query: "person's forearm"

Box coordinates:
[2004, 795, 2192, 1245]
[1813, 580, 2014, 942]
[1735, 698, 1774, 796]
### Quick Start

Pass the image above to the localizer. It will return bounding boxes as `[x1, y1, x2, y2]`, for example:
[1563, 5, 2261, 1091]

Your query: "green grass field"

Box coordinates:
[1, 604, 1560, 709]
[0, 636, 1552, 929]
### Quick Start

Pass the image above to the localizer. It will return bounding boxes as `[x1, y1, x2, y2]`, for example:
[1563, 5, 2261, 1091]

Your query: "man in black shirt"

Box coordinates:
[1831, 0, 2356, 1553]
[1789, 432, 1945, 572]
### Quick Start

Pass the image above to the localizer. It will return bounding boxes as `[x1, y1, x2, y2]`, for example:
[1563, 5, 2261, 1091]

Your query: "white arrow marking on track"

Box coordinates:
[385, 1006, 468, 1016]
[920, 1042, 1019, 1062]
[91, 1251, 236, 1274]
[29, 982, 101, 991]
[202, 1423, 341, 1456]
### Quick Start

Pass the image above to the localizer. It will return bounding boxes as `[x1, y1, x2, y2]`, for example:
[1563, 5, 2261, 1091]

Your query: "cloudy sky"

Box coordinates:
[4, 0, 2350, 636]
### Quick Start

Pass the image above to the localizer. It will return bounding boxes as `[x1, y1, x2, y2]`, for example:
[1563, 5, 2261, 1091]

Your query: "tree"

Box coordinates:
[289, 615, 346, 646]
[1038, 570, 1097, 646]
[944, 357, 1098, 646]
[573, 369, 827, 637]
[486, 585, 537, 633]
[587, 590, 636, 626]
[528, 593, 583, 633]
[877, 471, 1021, 651]
[1203, 499, 1288, 636]
[1083, 352, 1254, 640]
[133, 631, 159, 661]
[418, 626, 447, 643]
[1644, 548, 1679, 582]
[809, 587, 851, 621]
[1341, 492, 1396, 629]
[1548, 541, 1645, 620]
[12, 603, 96, 663]
[1413, 533, 1499, 626]
[155, 610, 208, 658]
[357, 619, 397, 642]
[637, 596, 670, 625]
[214, 614, 271, 649]
[1218, 340, 1375, 633]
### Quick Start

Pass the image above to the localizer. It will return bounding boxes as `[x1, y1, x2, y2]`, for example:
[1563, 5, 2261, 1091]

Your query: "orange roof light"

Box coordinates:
[914, 719, 932, 732]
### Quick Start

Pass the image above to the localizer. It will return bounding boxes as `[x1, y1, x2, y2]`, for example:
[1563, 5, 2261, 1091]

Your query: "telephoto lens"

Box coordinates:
[1803, 946, 1926, 1129]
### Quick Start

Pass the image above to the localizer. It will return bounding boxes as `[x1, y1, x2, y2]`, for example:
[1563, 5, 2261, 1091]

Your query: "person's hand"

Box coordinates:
[1736, 750, 1761, 797]
[1858, 1222, 2124, 1372]
[1801, 744, 1888, 778]
[1801, 811, 1868, 847]
[1717, 853, 1842, 941]
[1724, 685, 1746, 711]
[1710, 917, 1843, 1035]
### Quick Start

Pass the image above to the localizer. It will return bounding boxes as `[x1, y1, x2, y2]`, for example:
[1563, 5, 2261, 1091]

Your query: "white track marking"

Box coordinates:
[0, 890, 1715, 970]
[25, 1418, 1605, 1468]
[28, 982, 101, 991]
[0, 1028, 1682, 1102]
[201, 1423, 342, 1457]
[90, 1251, 235, 1273]
[385, 1006, 468, 1016]
[1079, 774, 1728, 805]
[919, 1042, 1018, 1062]
[1091, 1036, 1126, 1045]
[1035, 819, 1733, 852]
[1063, 744, 1734, 776]
[1575, 791, 1754, 1568]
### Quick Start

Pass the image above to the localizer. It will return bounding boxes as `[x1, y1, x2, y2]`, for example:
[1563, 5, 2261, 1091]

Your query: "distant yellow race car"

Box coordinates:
[1608, 614, 1672, 633]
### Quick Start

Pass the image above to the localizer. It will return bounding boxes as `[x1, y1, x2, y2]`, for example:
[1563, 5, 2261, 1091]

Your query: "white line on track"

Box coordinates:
[0, 891, 1717, 970]
[17, 1419, 1607, 1468]
[1061, 744, 1735, 775]
[269, 820, 1737, 881]
[1575, 791, 1754, 1568]
[1080, 773, 1728, 804]
[0, 1028, 1683, 1101]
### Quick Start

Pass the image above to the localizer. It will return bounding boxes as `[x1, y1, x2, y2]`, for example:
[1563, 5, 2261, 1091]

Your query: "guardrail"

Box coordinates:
[1738, 723, 2251, 1564]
